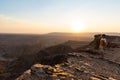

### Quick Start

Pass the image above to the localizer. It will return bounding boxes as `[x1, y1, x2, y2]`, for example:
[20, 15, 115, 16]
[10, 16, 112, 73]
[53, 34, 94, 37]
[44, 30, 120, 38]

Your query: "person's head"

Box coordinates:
[101, 34, 106, 38]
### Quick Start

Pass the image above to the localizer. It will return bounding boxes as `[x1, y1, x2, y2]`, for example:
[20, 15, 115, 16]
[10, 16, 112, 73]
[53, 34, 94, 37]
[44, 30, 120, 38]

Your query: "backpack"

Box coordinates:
[100, 38, 107, 46]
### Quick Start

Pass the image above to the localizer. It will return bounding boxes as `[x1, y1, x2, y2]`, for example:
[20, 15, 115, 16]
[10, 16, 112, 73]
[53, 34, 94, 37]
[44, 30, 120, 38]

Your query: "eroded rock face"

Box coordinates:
[0, 61, 11, 80]
[35, 44, 72, 65]
[6, 44, 72, 80]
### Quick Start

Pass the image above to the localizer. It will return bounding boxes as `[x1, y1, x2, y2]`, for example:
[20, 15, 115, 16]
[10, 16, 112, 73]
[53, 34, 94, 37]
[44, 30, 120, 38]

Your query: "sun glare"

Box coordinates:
[71, 22, 84, 33]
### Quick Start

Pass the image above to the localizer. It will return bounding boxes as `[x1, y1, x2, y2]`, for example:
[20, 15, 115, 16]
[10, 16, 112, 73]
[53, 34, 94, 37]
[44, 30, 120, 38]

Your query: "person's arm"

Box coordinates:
[104, 38, 107, 46]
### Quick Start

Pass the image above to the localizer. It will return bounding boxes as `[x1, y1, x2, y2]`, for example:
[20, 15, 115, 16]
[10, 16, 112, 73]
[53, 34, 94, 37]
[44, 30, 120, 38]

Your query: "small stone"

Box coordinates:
[90, 77, 101, 80]
[108, 77, 116, 80]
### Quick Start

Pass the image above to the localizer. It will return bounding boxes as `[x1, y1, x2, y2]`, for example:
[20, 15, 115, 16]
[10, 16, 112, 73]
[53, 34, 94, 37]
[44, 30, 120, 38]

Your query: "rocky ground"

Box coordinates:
[0, 34, 120, 80]
[15, 48, 120, 80]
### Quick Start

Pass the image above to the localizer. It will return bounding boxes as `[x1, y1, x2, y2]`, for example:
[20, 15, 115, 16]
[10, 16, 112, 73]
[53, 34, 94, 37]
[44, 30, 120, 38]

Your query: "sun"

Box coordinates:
[71, 22, 84, 33]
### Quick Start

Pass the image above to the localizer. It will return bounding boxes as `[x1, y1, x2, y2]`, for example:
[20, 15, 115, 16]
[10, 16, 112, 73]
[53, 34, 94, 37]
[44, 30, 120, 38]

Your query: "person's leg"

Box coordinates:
[99, 46, 104, 58]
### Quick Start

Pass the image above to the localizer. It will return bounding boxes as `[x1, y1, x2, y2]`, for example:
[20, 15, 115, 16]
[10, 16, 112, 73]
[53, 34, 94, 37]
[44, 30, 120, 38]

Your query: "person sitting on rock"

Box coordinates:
[99, 34, 107, 58]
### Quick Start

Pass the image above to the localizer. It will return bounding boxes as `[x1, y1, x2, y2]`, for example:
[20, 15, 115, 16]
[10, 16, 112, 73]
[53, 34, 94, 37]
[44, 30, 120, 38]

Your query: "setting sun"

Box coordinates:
[71, 22, 85, 33]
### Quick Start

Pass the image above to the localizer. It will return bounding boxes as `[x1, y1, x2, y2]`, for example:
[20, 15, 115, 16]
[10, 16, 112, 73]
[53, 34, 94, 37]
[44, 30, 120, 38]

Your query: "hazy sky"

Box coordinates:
[0, 0, 120, 34]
